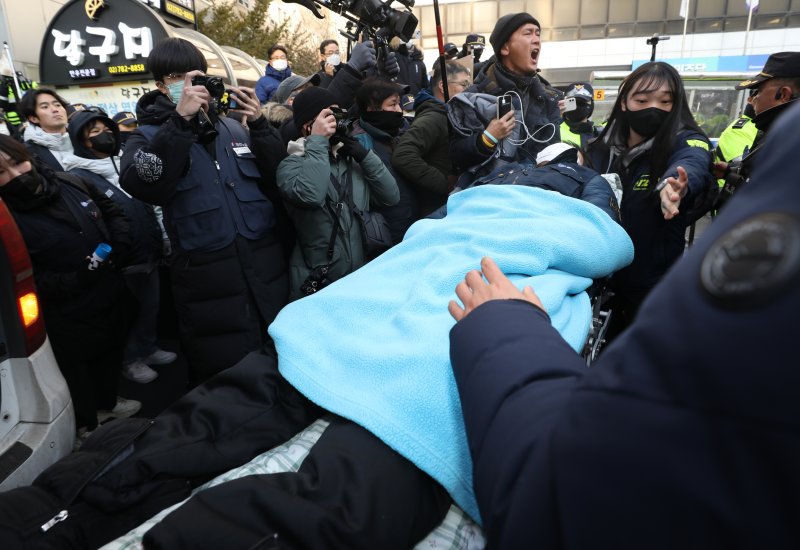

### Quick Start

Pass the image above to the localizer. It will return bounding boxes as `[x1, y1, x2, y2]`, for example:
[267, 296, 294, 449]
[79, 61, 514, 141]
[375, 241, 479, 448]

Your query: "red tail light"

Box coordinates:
[0, 199, 46, 353]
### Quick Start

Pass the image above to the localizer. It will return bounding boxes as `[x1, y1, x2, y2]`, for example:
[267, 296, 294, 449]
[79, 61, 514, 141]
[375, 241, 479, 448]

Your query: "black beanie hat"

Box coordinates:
[292, 86, 337, 131]
[490, 13, 540, 54]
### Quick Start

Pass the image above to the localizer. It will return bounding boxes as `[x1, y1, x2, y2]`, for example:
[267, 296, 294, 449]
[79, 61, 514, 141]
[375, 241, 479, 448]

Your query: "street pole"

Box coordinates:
[680, 0, 690, 58]
[432, 0, 449, 103]
[743, 3, 755, 55]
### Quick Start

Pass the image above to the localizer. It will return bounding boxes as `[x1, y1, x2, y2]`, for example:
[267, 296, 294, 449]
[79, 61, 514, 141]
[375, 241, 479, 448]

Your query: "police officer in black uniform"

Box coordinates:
[448, 102, 800, 548]
[713, 51, 800, 209]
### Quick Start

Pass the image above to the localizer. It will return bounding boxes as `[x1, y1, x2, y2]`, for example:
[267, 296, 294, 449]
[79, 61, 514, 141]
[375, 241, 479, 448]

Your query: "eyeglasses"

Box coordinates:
[448, 80, 471, 88]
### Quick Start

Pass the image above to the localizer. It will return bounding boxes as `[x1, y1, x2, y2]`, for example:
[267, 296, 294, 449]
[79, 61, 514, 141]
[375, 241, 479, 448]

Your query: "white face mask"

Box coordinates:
[326, 54, 341, 67]
[271, 59, 288, 71]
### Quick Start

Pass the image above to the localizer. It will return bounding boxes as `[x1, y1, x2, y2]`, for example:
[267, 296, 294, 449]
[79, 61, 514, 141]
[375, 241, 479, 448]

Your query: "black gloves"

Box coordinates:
[338, 136, 369, 163]
[347, 41, 377, 73]
[381, 51, 400, 79]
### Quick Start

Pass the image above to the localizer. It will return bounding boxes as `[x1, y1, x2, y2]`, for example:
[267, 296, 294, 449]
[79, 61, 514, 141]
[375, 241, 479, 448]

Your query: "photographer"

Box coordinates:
[120, 38, 290, 385]
[276, 87, 399, 300]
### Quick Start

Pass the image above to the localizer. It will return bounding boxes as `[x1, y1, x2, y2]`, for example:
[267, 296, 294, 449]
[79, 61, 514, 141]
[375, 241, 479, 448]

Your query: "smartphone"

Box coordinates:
[224, 89, 239, 110]
[497, 95, 513, 118]
[564, 97, 577, 112]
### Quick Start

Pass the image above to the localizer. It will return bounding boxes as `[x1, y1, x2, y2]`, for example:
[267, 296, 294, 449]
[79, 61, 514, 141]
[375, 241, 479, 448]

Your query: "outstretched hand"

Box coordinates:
[659, 165, 689, 220]
[448, 257, 545, 322]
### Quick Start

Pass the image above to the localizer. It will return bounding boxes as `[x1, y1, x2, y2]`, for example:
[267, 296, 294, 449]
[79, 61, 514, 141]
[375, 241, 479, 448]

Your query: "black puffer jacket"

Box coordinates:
[0, 160, 129, 320]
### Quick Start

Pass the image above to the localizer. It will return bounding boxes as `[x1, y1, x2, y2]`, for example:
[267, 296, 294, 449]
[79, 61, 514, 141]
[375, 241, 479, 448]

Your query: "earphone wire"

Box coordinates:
[499, 90, 557, 146]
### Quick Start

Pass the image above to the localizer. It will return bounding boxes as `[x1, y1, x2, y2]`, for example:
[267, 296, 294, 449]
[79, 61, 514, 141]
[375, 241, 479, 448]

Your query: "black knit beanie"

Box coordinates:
[292, 86, 337, 131]
[489, 13, 541, 54]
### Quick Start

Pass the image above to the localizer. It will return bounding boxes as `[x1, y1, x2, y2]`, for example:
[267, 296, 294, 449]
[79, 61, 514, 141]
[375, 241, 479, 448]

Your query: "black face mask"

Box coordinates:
[743, 103, 756, 119]
[564, 103, 593, 123]
[363, 111, 405, 136]
[89, 132, 118, 155]
[625, 107, 670, 139]
[752, 100, 796, 133]
[118, 132, 132, 146]
[0, 165, 42, 201]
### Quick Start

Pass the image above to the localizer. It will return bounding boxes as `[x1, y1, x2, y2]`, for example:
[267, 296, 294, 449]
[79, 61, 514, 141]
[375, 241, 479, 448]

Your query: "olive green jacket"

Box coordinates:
[277, 135, 399, 299]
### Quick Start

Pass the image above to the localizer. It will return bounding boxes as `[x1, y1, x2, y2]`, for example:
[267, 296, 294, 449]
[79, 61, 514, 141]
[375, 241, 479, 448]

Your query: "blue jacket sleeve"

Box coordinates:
[660, 131, 713, 200]
[450, 299, 586, 546]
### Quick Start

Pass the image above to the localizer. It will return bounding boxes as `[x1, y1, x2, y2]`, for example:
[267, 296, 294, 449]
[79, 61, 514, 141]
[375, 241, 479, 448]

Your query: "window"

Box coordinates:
[724, 17, 750, 31]
[758, 0, 791, 13]
[607, 22, 635, 36]
[695, 0, 725, 19]
[694, 18, 724, 32]
[665, 19, 691, 34]
[666, 0, 690, 19]
[552, 27, 579, 40]
[755, 14, 787, 28]
[636, 22, 666, 36]
[552, 0, 580, 27]
[608, 0, 636, 23]
[528, 0, 554, 27]
[580, 0, 608, 25]
[446, 3, 471, 35]
[472, 2, 497, 34]
[579, 25, 607, 39]
[420, 6, 436, 37]
[637, 0, 665, 20]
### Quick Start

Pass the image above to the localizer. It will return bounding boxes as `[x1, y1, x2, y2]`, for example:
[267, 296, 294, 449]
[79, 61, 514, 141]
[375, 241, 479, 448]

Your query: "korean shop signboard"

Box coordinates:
[40, 0, 172, 86]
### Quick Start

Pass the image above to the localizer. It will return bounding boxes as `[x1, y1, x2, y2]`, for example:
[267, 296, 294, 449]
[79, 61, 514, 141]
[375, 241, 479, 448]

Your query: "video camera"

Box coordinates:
[283, 0, 418, 42]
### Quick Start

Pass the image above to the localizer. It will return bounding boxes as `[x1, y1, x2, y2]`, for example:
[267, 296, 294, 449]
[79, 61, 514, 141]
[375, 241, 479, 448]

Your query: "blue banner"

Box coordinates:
[632, 54, 769, 73]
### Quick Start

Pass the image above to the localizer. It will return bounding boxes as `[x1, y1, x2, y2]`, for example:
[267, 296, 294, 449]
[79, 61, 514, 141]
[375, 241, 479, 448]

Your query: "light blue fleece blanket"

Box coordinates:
[269, 185, 634, 522]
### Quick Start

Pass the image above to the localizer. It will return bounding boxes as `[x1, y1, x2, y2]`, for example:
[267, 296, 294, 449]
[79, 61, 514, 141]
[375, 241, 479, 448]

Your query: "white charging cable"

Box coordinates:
[499, 90, 557, 145]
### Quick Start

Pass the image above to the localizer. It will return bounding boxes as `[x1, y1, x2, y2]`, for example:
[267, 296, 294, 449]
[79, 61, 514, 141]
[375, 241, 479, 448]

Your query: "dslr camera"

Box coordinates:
[191, 75, 226, 99]
[188, 75, 227, 143]
[330, 107, 352, 136]
[191, 75, 239, 109]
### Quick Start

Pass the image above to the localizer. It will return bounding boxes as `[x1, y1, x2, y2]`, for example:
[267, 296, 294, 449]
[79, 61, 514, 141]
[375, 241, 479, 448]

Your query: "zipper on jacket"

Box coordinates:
[41, 510, 68, 532]
[34, 419, 154, 535]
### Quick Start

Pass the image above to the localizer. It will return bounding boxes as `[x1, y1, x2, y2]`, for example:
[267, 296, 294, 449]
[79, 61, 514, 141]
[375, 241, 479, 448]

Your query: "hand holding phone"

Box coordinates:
[564, 97, 577, 112]
[497, 95, 513, 119]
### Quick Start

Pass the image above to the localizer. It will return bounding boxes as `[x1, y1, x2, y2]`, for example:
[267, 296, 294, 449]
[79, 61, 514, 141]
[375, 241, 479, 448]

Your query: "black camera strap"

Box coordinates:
[337, 159, 362, 219]
[298, 168, 350, 273]
[324, 171, 347, 263]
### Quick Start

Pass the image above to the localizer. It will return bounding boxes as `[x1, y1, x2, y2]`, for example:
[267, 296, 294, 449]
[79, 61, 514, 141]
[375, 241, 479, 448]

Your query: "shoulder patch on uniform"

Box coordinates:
[700, 212, 800, 308]
[686, 139, 709, 151]
[732, 117, 749, 129]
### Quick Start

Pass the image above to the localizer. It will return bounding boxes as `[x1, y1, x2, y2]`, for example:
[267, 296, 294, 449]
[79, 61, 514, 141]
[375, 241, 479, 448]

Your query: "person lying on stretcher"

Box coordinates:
[0, 144, 634, 549]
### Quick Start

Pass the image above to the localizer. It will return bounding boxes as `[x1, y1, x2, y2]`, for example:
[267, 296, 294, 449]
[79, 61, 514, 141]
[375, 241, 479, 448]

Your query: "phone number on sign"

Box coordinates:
[108, 64, 147, 75]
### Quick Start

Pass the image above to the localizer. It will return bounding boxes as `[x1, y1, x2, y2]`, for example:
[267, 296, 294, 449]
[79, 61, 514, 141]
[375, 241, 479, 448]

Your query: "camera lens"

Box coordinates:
[205, 77, 226, 99]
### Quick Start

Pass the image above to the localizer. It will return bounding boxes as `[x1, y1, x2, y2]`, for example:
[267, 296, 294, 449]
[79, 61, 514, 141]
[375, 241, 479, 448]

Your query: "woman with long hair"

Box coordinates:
[587, 61, 713, 336]
[0, 136, 139, 446]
